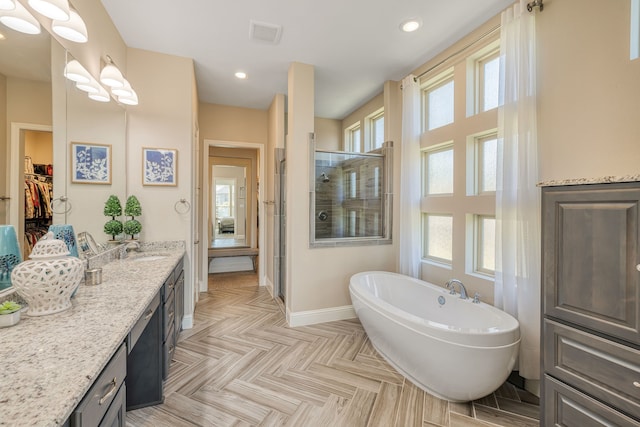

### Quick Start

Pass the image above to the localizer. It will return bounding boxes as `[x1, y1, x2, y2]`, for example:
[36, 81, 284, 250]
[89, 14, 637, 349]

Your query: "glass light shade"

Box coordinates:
[118, 89, 138, 106]
[88, 85, 110, 102]
[28, 0, 69, 20]
[100, 63, 124, 88]
[0, 0, 15, 11]
[63, 59, 90, 83]
[52, 9, 87, 43]
[75, 78, 100, 94]
[111, 79, 133, 97]
[0, 1, 41, 34]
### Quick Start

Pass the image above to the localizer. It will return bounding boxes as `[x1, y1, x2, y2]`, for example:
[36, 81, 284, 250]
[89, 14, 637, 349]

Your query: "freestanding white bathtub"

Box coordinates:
[349, 271, 520, 402]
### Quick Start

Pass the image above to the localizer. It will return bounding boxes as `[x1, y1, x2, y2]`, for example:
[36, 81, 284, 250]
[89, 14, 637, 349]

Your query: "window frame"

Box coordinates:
[422, 213, 454, 265]
[474, 214, 496, 276]
[421, 69, 455, 132]
[366, 109, 385, 152]
[344, 122, 361, 152]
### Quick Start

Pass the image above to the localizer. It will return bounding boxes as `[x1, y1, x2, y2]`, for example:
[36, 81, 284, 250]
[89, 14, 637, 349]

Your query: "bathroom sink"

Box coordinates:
[131, 255, 167, 262]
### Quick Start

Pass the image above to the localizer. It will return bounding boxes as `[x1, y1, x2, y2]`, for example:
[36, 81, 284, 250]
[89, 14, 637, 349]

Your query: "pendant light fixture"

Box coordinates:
[0, 0, 15, 11]
[28, 0, 69, 21]
[100, 62, 124, 88]
[52, 8, 87, 43]
[118, 88, 138, 106]
[63, 59, 91, 83]
[75, 77, 100, 94]
[0, 1, 40, 34]
[111, 79, 133, 97]
[88, 85, 110, 103]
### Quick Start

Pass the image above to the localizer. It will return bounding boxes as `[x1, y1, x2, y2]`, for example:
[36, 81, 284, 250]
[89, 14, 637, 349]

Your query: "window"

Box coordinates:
[423, 214, 453, 263]
[423, 145, 453, 196]
[423, 73, 454, 131]
[420, 36, 499, 286]
[476, 215, 496, 274]
[369, 110, 385, 150]
[345, 123, 361, 152]
[215, 180, 234, 218]
[476, 134, 497, 194]
[478, 52, 501, 112]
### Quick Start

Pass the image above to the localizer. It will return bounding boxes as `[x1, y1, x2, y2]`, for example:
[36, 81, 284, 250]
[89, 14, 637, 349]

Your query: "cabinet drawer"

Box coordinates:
[163, 288, 175, 340]
[544, 375, 639, 426]
[70, 343, 126, 427]
[163, 323, 176, 380]
[544, 319, 640, 419]
[128, 292, 160, 353]
[98, 383, 125, 427]
[163, 272, 175, 303]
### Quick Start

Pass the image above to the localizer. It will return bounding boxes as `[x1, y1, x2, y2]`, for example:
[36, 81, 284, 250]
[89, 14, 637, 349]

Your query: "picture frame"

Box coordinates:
[71, 142, 111, 184]
[143, 147, 178, 186]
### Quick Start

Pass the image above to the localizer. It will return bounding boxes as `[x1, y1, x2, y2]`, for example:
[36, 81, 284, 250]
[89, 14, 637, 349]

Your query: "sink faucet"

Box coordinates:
[445, 279, 468, 300]
[125, 241, 140, 253]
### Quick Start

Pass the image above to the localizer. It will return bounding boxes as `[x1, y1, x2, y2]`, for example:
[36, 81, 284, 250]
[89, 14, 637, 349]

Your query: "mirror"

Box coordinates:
[0, 19, 127, 294]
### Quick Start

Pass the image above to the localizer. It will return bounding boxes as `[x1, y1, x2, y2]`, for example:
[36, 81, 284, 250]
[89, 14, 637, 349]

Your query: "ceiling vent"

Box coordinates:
[249, 20, 282, 44]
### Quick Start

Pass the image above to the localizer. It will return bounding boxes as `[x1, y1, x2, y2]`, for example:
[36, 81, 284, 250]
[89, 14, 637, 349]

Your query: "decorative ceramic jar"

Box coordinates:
[11, 232, 84, 316]
[48, 224, 79, 257]
[0, 225, 22, 291]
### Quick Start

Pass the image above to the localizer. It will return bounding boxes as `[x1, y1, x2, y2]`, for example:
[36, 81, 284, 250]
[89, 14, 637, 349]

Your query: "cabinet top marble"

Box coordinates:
[538, 174, 640, 187]
[0, 246, 185, 427]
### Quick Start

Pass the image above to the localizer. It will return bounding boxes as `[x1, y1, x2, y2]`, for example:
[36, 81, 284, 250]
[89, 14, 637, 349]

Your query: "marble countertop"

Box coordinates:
[0, 247, 184, 427]
[538, 174, 640, 187]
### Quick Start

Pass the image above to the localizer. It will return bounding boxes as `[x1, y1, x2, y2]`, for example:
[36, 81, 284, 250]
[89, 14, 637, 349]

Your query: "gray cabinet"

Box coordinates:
[68, 343, 127, 427]
[162, 257, 184, 380]
[542, 183, 640, 424]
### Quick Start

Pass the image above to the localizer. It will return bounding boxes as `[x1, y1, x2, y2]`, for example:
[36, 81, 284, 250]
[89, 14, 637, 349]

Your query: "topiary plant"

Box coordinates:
[104, 220, 124, 240]
[103, 195, 123, 241]
[124, 196, 142, 217]
[123, 219, 142, 240]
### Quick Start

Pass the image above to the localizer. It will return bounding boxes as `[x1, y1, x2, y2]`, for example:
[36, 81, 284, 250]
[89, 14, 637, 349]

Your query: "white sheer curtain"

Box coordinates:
[398, 75, 421, 277]
[495, 0, 541, 380]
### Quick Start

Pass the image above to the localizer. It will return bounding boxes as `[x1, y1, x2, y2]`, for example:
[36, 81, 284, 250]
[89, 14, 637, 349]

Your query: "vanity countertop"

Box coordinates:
[0, 248, 184, 427]
[538, 174, 640, 187]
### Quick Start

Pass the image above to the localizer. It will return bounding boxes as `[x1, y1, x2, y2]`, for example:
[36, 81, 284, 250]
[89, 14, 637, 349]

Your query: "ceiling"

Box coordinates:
[101, 0, 512, 120]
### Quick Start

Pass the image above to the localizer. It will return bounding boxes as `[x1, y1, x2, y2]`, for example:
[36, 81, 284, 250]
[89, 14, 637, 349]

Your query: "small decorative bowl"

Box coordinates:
[11, 232, 84, 316]
[0, 309, 21, 328]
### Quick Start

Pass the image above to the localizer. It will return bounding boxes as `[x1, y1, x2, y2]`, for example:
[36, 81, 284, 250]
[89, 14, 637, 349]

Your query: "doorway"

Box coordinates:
[201, 140, 265, 290]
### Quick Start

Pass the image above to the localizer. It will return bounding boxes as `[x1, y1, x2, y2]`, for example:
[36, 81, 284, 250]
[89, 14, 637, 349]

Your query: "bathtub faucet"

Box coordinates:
[445, 279, 468, 300]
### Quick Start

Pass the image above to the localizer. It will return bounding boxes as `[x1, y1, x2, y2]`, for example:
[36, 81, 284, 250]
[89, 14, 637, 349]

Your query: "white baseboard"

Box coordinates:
[287, 305, 356, 327]
[182, 314, 194, 330]
[264, 276, 274, 294]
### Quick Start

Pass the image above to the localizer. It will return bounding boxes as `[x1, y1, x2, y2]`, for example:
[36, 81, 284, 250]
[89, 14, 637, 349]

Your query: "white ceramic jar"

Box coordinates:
[11, 232, 84, 316]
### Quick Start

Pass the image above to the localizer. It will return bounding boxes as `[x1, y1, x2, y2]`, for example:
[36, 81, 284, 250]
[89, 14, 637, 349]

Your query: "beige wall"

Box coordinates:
[314, 117, 341, 151]
[0, 74, 6, 224]
[126, 48, 197, 325]
[199, 103, 268, 144]
[24, 131, 53, 164]
[537, 0, 640, 181]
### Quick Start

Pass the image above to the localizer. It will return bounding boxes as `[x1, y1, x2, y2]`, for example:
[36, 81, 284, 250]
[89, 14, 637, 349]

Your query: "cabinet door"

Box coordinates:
[175, 268, 184, 334]
[98, 384, 126, 427]
[542, 184, 640, 345]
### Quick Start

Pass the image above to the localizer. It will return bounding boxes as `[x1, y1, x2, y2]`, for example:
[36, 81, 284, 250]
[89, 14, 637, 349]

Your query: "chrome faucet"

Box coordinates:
[445, 279, 468, 300]
[125, 240, 140, 253]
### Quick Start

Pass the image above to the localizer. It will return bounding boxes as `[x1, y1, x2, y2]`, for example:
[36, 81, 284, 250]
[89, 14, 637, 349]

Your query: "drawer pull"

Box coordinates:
[634, 381, 640, 388]
[144, 309, 154, 320]
[99, 377, 118, 405]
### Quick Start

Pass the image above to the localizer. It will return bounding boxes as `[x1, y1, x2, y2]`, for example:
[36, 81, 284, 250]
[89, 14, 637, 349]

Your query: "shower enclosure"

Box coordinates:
[310, 137, 392, 246]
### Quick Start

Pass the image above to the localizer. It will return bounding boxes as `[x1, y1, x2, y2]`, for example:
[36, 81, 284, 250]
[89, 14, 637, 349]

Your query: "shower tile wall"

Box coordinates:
[315, 154, 383, 240]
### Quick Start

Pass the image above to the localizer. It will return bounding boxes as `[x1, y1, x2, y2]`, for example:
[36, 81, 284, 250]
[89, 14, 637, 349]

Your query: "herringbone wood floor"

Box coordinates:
[126, 271, 540, 427]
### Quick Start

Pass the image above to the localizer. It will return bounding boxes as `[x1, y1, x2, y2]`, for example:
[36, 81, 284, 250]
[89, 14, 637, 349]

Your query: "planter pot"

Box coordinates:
[0, 310, 21, 328]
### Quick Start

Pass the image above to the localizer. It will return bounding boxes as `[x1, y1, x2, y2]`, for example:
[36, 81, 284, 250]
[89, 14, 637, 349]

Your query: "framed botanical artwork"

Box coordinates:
[143, 147, 178, 186]
[71, 143, 111, 184]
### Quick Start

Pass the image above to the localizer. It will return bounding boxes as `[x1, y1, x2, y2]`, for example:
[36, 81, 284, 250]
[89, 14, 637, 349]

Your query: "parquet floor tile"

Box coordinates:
[127, 272, 539, 426]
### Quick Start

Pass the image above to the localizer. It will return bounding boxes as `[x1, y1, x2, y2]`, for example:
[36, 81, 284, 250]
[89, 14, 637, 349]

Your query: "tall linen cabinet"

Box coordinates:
[541, 181, 640, 425]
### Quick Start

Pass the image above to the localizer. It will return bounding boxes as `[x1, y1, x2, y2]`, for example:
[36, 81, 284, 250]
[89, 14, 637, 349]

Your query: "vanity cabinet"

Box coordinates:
[66, 343, 127, 427]
[162, 257, 184, 380]
[541, 182, 640, 424]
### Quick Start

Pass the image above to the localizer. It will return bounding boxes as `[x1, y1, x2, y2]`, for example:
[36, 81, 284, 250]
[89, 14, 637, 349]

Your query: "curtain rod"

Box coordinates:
[414, 24, 501, 82]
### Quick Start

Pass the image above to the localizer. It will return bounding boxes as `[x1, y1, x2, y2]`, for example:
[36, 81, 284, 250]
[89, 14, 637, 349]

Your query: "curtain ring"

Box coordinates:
[174, 198, 190, 214]
[51, 196, 72, 214]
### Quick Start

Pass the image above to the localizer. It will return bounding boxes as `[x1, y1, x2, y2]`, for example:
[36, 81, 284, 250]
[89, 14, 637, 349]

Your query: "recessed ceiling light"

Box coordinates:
[400, 18, 422, 33]
[0, 33, 5, 40]
[235, 71, 247, 79]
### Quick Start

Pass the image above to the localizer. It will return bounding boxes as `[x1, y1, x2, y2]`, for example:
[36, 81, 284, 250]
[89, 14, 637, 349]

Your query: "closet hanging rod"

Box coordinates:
[414, 24, 501, 82]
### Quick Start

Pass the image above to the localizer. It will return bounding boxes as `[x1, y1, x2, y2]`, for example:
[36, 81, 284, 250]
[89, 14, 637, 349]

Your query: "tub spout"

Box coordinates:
[445, 279, 468, 299]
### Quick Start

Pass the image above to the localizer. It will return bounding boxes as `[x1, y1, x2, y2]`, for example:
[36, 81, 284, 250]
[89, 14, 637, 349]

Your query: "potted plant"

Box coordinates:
[0, 300, 22, 328]
[123, 196, 142, 240]
[103, 195, 123, 242]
